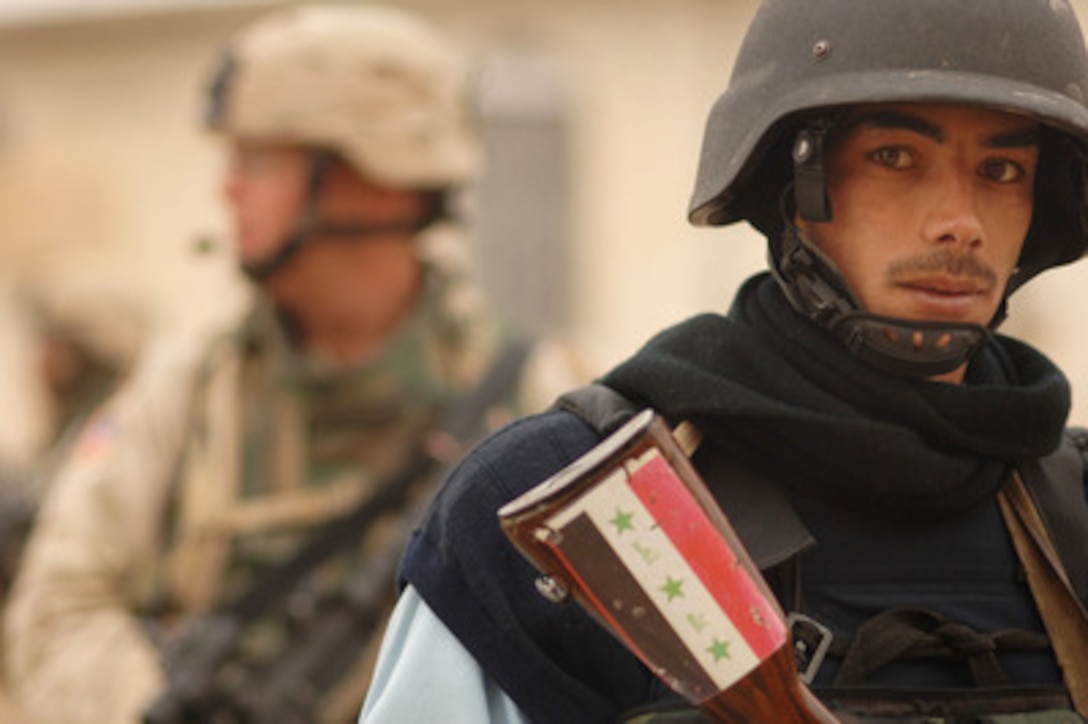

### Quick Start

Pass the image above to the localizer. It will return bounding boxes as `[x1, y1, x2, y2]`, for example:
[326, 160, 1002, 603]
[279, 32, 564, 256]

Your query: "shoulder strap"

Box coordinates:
[556, 383, 641, 435]
[1000, 471, 1088, 717]
[1018, 428, 1088, 600]
[557, 383, 815, 574]
[166, 340, 244, 611]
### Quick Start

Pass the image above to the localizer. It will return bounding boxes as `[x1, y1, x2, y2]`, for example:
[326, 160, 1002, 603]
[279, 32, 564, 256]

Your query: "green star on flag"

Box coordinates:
[609, 508, 635, 535]
[660, 575, 685, 601]
[706, 637, 732, 662]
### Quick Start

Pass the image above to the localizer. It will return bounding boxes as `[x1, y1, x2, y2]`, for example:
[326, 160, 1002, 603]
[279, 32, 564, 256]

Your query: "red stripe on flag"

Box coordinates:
[629, 454, 786, 660]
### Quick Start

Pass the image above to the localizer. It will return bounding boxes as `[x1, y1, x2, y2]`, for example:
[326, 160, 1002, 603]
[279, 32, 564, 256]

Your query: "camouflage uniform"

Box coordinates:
[3, 233, 584, 723]
[0, 280, 137, 603]
[0, 280, 133, 489]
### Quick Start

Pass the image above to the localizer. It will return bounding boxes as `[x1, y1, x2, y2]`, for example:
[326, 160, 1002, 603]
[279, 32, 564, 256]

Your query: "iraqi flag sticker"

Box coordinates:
[539, 447, 787, 700]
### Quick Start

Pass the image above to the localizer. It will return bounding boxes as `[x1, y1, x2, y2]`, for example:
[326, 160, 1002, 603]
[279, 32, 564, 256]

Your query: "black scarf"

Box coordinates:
[602, 274, 1070, 517]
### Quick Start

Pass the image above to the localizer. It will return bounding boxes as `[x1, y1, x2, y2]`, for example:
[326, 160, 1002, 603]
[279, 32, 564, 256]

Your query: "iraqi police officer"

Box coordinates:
[361, 0, 1088, 721]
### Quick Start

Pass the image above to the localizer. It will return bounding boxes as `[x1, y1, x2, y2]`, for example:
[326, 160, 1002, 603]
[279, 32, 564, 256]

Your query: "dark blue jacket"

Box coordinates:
[401, 398, 1088, 722]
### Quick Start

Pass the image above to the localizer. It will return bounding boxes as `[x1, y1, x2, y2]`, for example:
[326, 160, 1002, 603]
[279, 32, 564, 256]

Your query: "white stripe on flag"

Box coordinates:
[546, 453, 761, 690]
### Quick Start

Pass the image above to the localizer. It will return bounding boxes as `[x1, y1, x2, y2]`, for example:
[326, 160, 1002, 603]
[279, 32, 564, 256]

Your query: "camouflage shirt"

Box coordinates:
[5, 241, 589, 724]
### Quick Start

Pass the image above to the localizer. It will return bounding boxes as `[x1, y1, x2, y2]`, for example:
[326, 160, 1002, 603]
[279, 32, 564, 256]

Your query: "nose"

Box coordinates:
[921, 165, 984, 248]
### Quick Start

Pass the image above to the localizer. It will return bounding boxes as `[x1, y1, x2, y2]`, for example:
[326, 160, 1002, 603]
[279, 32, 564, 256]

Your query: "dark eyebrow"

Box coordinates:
[984, 128, 1040, 149]
[846, 108, 1040, 149]
[851, 109, 943, 142]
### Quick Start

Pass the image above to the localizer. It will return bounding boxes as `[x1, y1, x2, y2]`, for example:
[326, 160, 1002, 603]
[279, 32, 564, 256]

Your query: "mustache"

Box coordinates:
[886, 249, 999, 287]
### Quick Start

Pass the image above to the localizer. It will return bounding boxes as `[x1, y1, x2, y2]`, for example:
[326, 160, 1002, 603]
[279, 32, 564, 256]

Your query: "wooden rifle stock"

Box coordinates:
[698, 649, 834, 722]
[498, 410, 837, 723]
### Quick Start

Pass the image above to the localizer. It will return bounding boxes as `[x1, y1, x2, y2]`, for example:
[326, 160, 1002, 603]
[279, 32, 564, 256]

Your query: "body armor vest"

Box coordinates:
[556, 384, 1088, 722]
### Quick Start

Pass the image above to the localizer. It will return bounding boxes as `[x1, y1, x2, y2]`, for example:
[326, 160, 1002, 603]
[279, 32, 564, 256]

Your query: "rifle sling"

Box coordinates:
[224, 337, 531, 621]
[999, 470, 1088, 717]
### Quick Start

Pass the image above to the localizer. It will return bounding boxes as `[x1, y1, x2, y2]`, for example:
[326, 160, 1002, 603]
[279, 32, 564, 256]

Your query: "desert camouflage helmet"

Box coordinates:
[206, 4, 480, 188]
[689, 0, 1088, 287]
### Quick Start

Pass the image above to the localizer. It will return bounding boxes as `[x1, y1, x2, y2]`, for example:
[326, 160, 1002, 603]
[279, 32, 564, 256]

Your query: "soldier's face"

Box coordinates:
[221, 141, 310, 266]
[797, 103, 1038, 330]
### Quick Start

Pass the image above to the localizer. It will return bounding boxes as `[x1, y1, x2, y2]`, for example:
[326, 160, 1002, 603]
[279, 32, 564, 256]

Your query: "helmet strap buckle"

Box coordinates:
[240, 149, 336, 282]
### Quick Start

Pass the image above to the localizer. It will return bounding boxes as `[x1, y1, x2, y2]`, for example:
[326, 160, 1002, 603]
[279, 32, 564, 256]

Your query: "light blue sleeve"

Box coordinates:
[360, 584, 531, 724]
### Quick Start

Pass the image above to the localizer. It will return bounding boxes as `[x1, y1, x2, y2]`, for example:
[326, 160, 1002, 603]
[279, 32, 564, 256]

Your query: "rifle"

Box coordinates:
[143, 339, 531, 724]
[209, 526, 407, 723]
[498, 409, 838, 722]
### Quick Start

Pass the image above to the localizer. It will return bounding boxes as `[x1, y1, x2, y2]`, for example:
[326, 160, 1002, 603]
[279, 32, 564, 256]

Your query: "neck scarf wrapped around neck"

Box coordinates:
[603, 274, 1070, 517]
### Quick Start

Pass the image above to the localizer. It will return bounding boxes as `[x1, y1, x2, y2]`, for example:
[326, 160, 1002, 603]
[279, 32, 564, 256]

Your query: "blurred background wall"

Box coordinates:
[0, 0, 1087, 460]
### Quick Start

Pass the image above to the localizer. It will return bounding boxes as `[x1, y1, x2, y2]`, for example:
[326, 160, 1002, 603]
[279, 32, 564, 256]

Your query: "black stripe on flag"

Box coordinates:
[556, 512, 719, 701]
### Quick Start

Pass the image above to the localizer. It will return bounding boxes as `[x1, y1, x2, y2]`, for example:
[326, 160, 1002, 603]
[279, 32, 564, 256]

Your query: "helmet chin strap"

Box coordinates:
[240, 220, 431, 283]
[769, 121, 1000, 380]
[771, 224, 996, 378]
[241, 150, 444, 283]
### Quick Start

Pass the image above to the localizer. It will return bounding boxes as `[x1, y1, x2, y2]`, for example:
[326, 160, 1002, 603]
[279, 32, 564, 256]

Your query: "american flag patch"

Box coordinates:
[74, 415, 120, 461]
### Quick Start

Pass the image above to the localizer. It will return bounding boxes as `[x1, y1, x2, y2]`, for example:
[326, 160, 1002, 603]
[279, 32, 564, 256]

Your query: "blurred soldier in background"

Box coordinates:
[0, 274, 140, 483]
[4, 5, 587, 723]
[0, 274, 142, 594]
[0, 269, 143, 722]
[0, 287, 53, 487]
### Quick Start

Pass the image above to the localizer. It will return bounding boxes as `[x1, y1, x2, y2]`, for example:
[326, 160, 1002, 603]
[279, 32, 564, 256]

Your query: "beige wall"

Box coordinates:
[1, 0, 1088, 425]
[0, 5, 257, 332]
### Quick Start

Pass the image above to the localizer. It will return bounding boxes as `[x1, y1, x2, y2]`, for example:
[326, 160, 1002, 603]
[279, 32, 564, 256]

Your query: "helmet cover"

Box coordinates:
[207, 4, 480, 188]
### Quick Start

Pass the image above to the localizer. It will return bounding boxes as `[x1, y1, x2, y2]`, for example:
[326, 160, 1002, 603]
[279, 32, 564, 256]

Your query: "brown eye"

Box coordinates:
[981, 159, 1025, 183]
[870, 146, 912, 169]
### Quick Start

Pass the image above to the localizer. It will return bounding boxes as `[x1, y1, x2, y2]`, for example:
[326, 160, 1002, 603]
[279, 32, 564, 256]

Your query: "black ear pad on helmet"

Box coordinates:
[1012, 131, 1088, 291]
[791, 126, 832, 223]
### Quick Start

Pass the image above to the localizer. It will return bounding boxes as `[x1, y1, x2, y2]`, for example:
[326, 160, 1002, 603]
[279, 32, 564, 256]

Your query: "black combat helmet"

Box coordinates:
[688, 0, 1088, 377]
